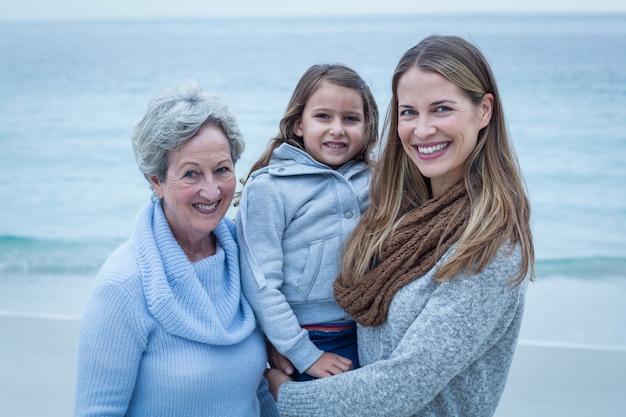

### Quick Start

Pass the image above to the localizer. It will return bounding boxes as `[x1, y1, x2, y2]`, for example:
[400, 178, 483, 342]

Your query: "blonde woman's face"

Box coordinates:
[396, 67, 492, 197]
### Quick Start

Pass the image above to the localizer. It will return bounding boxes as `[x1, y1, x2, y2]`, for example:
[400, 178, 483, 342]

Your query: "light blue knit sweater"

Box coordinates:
[75, 201, 278, 416]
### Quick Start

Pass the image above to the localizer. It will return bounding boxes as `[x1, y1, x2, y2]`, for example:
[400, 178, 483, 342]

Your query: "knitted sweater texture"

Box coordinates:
[75, 201, 278, 417]
[277, 245, 528, 417]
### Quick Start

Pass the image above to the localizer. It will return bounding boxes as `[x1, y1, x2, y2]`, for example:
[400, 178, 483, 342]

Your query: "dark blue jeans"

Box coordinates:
[293, 326, 359, 381]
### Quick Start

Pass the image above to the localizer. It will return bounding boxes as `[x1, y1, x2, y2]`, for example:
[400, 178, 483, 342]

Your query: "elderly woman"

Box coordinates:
[75, 80, 277, 417]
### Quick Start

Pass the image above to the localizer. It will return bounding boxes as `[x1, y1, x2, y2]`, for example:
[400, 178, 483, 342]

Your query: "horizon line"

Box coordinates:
[2, 10, 626, 23]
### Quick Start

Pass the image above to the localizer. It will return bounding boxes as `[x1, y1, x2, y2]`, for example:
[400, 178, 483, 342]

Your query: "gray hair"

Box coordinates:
[131, 79, 245, 189]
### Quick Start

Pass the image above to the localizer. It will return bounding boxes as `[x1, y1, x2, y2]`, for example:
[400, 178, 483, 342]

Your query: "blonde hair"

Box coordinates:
[340, 35, 534, 287]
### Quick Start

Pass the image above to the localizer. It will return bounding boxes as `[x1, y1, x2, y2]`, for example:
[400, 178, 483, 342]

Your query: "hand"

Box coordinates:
[266, 342, 295, 376]
[305, 352, 353, 379]
[265, 368, 293, 401]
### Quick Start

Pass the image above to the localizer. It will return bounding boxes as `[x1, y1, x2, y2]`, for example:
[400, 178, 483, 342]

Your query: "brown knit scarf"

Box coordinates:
[334, 181, 471, 327]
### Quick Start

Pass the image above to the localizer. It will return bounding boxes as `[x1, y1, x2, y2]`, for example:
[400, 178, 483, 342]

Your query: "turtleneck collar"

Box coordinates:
[132, 201, 257, 345]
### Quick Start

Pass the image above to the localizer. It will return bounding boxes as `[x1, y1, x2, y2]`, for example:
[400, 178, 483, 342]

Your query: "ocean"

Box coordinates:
[0, 14, 625, 347]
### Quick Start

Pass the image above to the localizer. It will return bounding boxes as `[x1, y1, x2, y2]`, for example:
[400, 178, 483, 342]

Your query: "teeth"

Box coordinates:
[417, 143, 448, 155]
[195, 202, 218, 210]
[325, 143, 345, 148]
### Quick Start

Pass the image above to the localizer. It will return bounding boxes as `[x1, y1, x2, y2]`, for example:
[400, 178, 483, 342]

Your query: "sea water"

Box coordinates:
[0, 14, 625, 346]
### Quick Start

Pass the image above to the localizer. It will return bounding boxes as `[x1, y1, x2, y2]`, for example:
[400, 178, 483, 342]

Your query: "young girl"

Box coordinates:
[236, 64, 379, 381]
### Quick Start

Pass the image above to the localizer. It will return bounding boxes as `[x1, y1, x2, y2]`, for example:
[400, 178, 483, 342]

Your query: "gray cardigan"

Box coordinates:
[276, 245, 528, 417]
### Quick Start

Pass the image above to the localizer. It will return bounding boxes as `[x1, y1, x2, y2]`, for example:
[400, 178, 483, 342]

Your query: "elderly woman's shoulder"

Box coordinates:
[96, 240, 141, 285]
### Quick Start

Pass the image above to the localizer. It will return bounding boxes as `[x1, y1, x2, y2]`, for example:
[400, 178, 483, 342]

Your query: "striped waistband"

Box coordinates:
[301, 320, 356, 332]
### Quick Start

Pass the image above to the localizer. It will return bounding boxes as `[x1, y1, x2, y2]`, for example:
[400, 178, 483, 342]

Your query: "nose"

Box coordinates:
[329, 119, 345, 136]
[199, 175, 221, 201]
[414, 116, 435, 139]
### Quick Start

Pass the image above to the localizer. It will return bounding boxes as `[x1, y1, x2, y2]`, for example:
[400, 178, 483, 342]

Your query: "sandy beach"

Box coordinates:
[496, 340, 626, 416]
[1, 314, 625, 416]
[0, 314, 79, 417]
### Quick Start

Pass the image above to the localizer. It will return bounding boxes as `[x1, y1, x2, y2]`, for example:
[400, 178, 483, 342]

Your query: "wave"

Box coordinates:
[518, 339, 626, 352]
[535, 256, 626, 280]
[0, 310, 81, 321]
[2, 234, 625, 279]
[0, 234, 122, 275]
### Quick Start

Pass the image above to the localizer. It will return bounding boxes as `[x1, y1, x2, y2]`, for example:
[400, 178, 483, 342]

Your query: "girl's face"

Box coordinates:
[397, 67, 493, 197]
[150, 124, 236, 247]
[293, 81, 365, 169]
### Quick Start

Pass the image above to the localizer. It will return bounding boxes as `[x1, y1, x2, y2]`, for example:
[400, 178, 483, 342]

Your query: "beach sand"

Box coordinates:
[496, 340, 626, 416]
[1, 315, 625, 416]
[0, 315, 79, 417]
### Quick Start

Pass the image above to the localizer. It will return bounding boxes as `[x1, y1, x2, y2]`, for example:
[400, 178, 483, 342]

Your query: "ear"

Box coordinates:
[150, 176, 164, 199]
[292, 119, 303, 137]
[479, 93, 494, 129]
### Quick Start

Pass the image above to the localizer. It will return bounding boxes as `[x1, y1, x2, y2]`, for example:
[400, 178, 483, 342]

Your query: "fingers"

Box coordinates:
[266, 342, 295, 375]
[264, 368, 293, 400]
[277, 354, 295, 376]
[337, 355, 354, 369]
[305, 352, 354, 378]
[329, 355, 353, 373]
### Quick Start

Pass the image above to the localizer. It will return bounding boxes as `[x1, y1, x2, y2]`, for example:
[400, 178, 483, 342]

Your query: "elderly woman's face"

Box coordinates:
[151, 124, 236, 244]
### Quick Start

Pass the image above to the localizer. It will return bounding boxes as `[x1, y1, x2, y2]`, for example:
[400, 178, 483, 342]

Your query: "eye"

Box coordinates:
[216, 166, 232, 176]
[184, 170, 198, 179]
[434, 105, 451, 113]
[314, 113, 330, 120]
[399, 108, 416, 117]
[344, 115, 361, 123]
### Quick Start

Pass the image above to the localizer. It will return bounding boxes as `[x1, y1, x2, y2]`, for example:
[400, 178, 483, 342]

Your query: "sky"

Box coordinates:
[1, 0, 625, 21]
